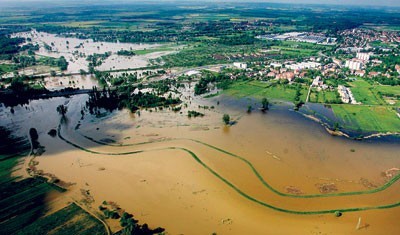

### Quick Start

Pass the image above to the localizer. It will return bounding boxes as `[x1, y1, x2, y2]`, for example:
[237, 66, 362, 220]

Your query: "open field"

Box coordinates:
[331, 104, 400, 133]
[17, 203, 107, 235]
[347, 79, 386, 105]
[308, 88, 341, 103]
[222, 80, 308, 102]
[0, 178, 62, 235]
[133, 44, 177, 55]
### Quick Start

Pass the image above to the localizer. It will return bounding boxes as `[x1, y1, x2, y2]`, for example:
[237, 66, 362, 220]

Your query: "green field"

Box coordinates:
[309, 89, 341, 103]
[133, 44, 176, 55]
[0, 156, 23, 184]
[375, 85, 400, 105]
[347, 79, 385, 105]
[0, 178, 58, 235]
[0, 64, 15, 74]
[332, 104, 400, 133]
[16, 203, 107, 235]
[223, 80, 308, 102]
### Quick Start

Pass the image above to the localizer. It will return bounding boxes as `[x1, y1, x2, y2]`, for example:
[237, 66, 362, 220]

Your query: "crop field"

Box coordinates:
[347, 79, 385, 105]
[308, 89, 341, 104]
[0, 156, 24, 184]
[0, 178, 59, 235]
[223, 80, 309, 102]
[331, 104, 400, 133]
[272, 46, 318, 57]
[0, 64, 15, 73]
[133, 44, 176, 55]
[16, 203, 107, 235]
[375, 85, 400, 105]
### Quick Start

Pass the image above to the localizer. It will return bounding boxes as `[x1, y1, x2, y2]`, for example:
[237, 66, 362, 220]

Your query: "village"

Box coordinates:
[185, 28, 399, 106]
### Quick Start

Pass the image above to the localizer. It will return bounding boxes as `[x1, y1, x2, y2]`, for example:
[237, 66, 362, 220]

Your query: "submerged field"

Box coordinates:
[1, 93, 398, 234]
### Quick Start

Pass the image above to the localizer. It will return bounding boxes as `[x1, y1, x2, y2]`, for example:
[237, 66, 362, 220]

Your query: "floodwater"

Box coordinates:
[2, 94, 400, 235]
[13, 30, 177, 74]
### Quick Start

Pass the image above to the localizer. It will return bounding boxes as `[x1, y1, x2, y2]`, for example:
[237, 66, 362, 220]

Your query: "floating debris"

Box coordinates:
[315, 183, 338, 194]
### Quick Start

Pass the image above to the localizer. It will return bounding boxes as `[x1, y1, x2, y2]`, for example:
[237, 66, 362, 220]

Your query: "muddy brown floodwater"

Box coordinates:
[3, 94, 400, 235]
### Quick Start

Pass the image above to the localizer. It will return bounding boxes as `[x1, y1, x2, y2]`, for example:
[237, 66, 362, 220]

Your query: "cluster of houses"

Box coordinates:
[257, 32, 336, 45]
[339, 28, 400, 48]
[337, 85, 358, 104]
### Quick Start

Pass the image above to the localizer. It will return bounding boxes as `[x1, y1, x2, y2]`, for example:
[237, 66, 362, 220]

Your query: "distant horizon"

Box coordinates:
[0, 0, 400, 8]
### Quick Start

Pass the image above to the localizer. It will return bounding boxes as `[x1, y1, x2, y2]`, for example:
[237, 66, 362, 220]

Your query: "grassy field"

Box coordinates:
[0, 178, 58, 235]
[347, 79, 385, 105]
[16, 203, 107, 235]
[272, 46, 318, 57]
[0, 156, 24, 184]
[332, 104, 400, 133]
[309, 88, 341, 103]
[223, 80, 308, 102]
[133, 44, 176, 55]
[0, 64, 15, 74]
[375, 85, 400, 105]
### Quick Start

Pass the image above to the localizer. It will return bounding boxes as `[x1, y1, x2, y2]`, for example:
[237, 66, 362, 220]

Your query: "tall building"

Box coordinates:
[356, 52, 372, 61]
[345, 60, 362, 70]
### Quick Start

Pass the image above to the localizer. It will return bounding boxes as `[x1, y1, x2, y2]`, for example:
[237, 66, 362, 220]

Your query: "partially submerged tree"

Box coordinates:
[222, 114, 230, 125]
[56, 104, 68, 116]
[261, 97, 269, 111]
[247, 105, 252, 113]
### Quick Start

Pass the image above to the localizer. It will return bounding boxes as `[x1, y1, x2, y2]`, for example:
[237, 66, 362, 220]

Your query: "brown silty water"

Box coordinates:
[4, 92, 394, 235]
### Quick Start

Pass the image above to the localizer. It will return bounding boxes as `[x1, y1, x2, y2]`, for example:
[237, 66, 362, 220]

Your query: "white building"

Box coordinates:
[270, 62, 283, 68]
[345, 60, 362, 71]
[286, 62, 321, 71]
[233, 62, 247, 69]
[356, 52, 372, 61]
[338, 85, 358, 104]
[185, 70, 201, 76]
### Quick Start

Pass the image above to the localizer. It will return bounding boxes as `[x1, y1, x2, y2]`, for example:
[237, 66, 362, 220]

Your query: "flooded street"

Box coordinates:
[1, 94, 399, 235]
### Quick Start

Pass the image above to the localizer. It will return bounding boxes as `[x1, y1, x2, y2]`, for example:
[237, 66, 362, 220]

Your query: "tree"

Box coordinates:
[261, 97, 269, 111]
[247, 105, 252, 113]
[222, 114, 230, 125]
[57, 104, 68, 116]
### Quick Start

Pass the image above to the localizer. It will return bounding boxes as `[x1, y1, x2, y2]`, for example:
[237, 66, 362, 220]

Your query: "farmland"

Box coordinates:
[222, 80, 309, 103]
[331, 104, 400, 133]
[17, 203, 107, 235]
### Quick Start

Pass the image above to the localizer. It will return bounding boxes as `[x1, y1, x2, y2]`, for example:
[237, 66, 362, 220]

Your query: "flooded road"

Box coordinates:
[1, 94, 399, 235]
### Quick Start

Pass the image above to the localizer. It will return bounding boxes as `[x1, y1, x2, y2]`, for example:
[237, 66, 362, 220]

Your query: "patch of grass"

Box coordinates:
[332, 104, 400, 133]
[16, 203, 107, 235]
[309, 89, 341, 104]
[223, 80, 308, 102]
[0, 63, 15, 73]
[348, 79, 385, 105]
[0, 178, 55, 235]
[133, 44, 175, 55]
[375, 85, 400, 105]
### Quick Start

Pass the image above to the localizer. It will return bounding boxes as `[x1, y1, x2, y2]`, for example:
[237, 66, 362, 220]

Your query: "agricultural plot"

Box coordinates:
[223, 80, 308, 102]
[0, 178, 58, 235]
[347, 79, 385, 105]
[132, 44, 176, 55]
[375, 85, 400, 105]
[16, 203, 107, 235]
[331, 104, 400, 133]
[308, 89, 341, 104]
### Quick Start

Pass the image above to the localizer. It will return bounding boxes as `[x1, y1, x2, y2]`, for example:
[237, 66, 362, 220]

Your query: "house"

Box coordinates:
[276, 72, 295, 82]
[395, 65, 400, 74]
[369, 71, 380, 77]
[355, 70, 365, 77]
[266, 72, 276, 78]
[185, 70, 201, 76]
[233, 62, 247, 69]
